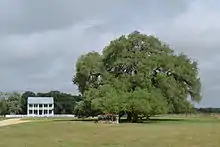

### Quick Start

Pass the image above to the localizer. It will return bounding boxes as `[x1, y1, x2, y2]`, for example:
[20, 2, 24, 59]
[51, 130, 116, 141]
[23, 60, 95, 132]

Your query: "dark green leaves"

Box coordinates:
[73, 31, 202, 122]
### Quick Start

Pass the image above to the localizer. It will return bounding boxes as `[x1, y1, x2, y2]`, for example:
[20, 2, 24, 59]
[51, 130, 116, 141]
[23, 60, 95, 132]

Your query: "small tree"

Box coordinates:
[0, 99, 8, 116]
[7, 92, 22, 115]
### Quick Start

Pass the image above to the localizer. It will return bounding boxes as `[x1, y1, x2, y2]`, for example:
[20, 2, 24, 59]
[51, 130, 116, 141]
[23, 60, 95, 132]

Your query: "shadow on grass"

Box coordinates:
[51, 118, 188, 124]
[118, 118, 188, 124]
[51, 117, 220, 124]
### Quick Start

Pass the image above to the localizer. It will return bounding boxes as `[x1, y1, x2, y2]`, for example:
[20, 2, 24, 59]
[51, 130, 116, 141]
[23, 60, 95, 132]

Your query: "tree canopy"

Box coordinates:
[73, 31, 201, 122]
[5, 92, 22, 115]
[0, 99, 8, 116]
[36, 91, 79, 114]
[20, 91, 36, 114]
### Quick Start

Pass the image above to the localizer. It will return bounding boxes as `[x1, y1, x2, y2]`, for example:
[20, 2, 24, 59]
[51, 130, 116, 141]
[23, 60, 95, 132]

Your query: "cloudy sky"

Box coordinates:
[0, 0, 219, 107]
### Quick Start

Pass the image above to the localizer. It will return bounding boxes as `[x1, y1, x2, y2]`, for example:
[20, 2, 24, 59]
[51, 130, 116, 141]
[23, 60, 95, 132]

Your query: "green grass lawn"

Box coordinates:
[0, 117, 6, 120]
[1, 116, 220, 147]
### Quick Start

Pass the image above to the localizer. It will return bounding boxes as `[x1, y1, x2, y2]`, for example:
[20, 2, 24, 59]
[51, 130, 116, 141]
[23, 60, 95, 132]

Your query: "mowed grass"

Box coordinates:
[0, 117, 6, 120]
[1, 116, 220, 147]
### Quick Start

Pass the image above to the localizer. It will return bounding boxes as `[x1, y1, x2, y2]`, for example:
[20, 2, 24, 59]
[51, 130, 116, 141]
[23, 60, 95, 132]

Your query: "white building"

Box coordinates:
[27, 97, 54, 116]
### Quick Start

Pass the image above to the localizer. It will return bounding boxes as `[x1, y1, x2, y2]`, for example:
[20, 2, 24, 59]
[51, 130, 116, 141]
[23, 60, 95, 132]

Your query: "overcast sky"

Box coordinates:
[0, 0, 219, 107]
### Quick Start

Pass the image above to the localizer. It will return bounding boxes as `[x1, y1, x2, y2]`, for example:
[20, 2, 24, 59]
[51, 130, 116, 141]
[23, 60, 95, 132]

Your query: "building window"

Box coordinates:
[29, 104, 33, 107]
[34, 104, 38, 107]
[49, 104, 52, 107]
[34, 110, 38, 115]
[44, 104, 48, 107]
[39, 110, 42, 115]
[44, 110, 48, 115]
[29, 110, 33, 114]
[39, 104, 42, 108]
[49, 110, 52, 114]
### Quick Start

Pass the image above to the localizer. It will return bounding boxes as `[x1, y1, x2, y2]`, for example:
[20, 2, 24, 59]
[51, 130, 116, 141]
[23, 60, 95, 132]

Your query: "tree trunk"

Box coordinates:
[132, 113, 138, 123]
[118, 111, 124, 123]
[146, 115, 151, 120]
[127, 112, 132, 122]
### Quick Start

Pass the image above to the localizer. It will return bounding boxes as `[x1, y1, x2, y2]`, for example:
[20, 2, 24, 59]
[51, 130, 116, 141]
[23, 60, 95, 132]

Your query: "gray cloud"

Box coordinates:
[0, 0, 191, 35]
[0, 0, 219, 107]
[152, 0, 220, 107]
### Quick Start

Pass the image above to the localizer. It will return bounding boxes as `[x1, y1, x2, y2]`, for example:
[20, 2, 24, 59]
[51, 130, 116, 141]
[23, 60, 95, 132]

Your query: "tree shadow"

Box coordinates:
[119, 118, 188, 124]
[51, 117, 210, 124]
[51, 116, 220, 125]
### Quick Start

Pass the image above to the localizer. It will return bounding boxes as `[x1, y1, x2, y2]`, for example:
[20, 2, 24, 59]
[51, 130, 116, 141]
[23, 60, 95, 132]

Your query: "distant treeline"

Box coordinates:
[195, 108, 220, 113]
[1, 91, 219, 116]
[0, 91, 83, 115]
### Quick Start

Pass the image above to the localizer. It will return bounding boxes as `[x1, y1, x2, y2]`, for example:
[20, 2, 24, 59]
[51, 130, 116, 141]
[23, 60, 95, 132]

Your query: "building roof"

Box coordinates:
[28, 97, 54, 104]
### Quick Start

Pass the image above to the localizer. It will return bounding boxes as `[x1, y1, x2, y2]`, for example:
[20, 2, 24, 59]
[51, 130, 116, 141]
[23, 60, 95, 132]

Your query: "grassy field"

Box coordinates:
[0, 117, 6, 120]
[0, 115, 220, 147]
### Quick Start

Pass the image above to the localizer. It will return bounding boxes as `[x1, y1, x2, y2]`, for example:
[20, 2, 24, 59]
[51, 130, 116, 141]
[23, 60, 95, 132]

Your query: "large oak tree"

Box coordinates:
[73, 31, 201, 122]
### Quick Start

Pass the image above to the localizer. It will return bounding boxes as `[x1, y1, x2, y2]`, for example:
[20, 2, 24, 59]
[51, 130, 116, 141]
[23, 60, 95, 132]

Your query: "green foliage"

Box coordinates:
[7, 92, 22, 114]
[74, 99, 101, 117]
[73, 52, 102, 94]
[0, 99, 8, 115]
[37, 91, 79, 114]
[20, 91, 36, 114]
[73, 31, 201, 122]
[0, 91, 81, 115]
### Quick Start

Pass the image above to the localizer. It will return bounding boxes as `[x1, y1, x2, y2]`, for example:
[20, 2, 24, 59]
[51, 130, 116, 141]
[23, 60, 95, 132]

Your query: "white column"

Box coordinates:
[37, 104, 39, 116]
[47, 104, 49, 115]
[42, 104, 44, 116]
[27, 104, 29, 115]
[52, 104, 54, 115]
